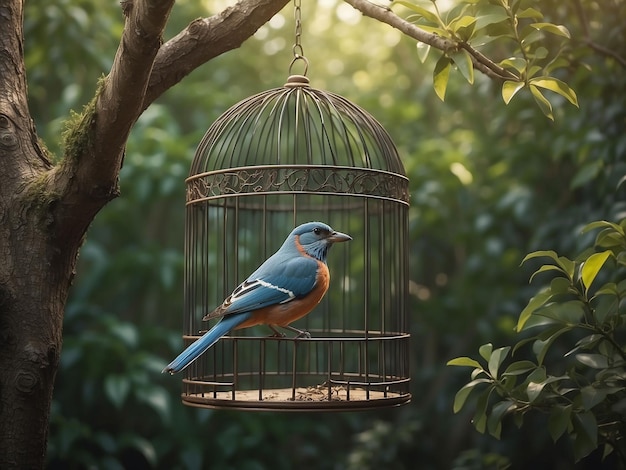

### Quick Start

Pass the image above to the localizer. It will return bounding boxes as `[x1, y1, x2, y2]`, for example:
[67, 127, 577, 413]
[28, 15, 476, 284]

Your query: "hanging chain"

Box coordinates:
[292, 0, 304, 59]
[289, 0, 309, 76]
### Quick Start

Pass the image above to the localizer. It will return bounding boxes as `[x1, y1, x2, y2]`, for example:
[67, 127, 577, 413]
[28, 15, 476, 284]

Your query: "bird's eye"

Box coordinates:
[313, 228, 321, 235]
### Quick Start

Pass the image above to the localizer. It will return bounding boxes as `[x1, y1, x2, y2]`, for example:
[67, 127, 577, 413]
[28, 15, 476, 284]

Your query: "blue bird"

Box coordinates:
[163, 221, 351, 374]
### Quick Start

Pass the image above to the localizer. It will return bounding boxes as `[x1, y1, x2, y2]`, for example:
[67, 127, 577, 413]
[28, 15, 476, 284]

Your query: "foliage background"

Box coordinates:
[23, 0, 625, 468]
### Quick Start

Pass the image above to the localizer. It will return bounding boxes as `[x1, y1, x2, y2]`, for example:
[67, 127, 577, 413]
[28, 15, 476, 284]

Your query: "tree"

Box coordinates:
[0, 0, 602, 467]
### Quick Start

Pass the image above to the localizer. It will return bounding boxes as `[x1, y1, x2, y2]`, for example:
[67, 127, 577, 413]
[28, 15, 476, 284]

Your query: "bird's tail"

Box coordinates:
[162, 313, 251, 374]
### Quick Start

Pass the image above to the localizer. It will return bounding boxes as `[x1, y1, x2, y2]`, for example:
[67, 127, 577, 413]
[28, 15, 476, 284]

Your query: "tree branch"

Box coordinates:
[573, 0, 626, 69]
[143, 0, 290, 108]
[47, 0, 289, 246]
[88, 0, 176, 193]
[49, 0, 175, 246]
[343, 0, 518, 81]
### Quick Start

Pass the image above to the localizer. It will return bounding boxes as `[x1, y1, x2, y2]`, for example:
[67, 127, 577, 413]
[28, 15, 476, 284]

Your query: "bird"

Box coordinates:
[163, 221, 351, 374]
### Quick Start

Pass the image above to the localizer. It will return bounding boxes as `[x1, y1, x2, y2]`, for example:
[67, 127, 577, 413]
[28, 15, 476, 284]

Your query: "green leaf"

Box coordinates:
[487, 400, 515, 439]
[503, 360, 537, 376]
[522, 251, 575, 277]
[591, 290, 619, 324]
[449, 16, 477, 41]
[447, 356, 482, 368]
[575, 353, 609, 369]
[526, 65, 542, 80]
[595, 228, 626, 250]
[529, 84, 554, 121]
[572, 411, 598, 461]
[540, 300, 585, 325]
[528, 264, 566, 283]
[471, 367, 488, 380]
[526, 375, 568, 402]
[479, 343, 493, 361]
[517, 7, 543, 19]
[603, 443, 615, 461]
[516, 289, 552, 331]
[531, 47, 549, 60]
[565, 334, 603, 357]
[526, 381, 546, 403]
[530, 22, 571, 39]
[522, 249, 559, 264]
[450, 49, 474, 84]
[526, 366, 547, 384]
[104, 374, 130, 409]
[433, 55, 452, 101]
[550, 276, 572, 295]
[393, 1, 440, 24]
[416, 42, 431, 63]
[520, 27, 544, 46]
[472, 388, 490, 433]
[474, 10, 509, 30]
[582, 220, 625, 236]
[530, 77, 579, 107]
[453, 378, 491, 413]
[136, 384, 171, 423]
[522, 312, 558, 330]
[502, 80, 525, 104]
[580, 385, 610, 411]
[111, 322, 139, 348]
[548, 404, 572, 442]
[571, 160, 603, 189]
[581, 250, 612, 292]
[488, 346, 511, 379]
[533, 326, 573, 365]
[499, 57, 527, 74]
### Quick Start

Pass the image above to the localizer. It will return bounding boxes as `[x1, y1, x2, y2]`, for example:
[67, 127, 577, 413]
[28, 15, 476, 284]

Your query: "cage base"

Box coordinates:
[181, 386, 411, 411]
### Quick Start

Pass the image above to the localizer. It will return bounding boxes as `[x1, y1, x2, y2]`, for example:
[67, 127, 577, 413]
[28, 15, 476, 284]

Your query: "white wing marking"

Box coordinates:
[256, 279, 296, 303]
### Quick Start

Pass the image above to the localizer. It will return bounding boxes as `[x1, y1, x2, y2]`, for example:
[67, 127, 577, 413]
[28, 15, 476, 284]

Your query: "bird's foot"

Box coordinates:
[281, 324, 311, 339]
[268, 325, 286, 338]
[268, 325, 311, 339]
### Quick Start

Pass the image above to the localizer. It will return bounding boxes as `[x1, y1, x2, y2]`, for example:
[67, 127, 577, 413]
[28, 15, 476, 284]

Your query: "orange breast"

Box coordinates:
[235, 260, 330, 329]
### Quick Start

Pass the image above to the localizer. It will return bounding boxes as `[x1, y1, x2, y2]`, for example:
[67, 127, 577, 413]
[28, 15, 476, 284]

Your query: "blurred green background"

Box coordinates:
[24, 0, 625, 468]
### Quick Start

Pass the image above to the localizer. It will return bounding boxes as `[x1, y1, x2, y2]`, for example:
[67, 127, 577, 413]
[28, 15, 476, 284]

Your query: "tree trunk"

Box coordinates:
[0, 175, 77, 465]
[0, 0, 291, 466]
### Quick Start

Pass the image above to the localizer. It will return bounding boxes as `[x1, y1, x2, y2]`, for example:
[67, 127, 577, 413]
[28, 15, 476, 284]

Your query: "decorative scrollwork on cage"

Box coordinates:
[187, 166, 409, 204]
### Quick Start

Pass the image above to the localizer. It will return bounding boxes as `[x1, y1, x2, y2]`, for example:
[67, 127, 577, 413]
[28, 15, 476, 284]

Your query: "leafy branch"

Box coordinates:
[448, 219, 626, 464]
[345, 0, 579, 120]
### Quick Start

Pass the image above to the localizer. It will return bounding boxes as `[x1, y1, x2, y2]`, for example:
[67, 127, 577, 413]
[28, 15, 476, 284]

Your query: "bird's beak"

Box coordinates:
[328, 230, 352, 243]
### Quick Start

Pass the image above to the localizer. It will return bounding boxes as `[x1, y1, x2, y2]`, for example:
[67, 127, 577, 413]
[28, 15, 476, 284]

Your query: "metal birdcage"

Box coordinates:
[181, 74, 410, 410]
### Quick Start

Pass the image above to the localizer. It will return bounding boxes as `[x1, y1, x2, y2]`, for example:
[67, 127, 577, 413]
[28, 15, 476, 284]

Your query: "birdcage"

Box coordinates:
[179, 72, 411, 411]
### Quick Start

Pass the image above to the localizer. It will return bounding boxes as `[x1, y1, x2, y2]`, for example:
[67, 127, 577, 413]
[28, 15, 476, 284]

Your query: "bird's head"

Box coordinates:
[288, 222, 352, 262]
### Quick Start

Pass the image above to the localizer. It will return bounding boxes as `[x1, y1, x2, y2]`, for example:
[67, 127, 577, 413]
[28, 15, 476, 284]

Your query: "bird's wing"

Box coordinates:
[203, 255, 319, 320]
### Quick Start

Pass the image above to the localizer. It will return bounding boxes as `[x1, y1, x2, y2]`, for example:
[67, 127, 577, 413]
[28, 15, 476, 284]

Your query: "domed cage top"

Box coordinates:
[182, 75, 410, 411]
